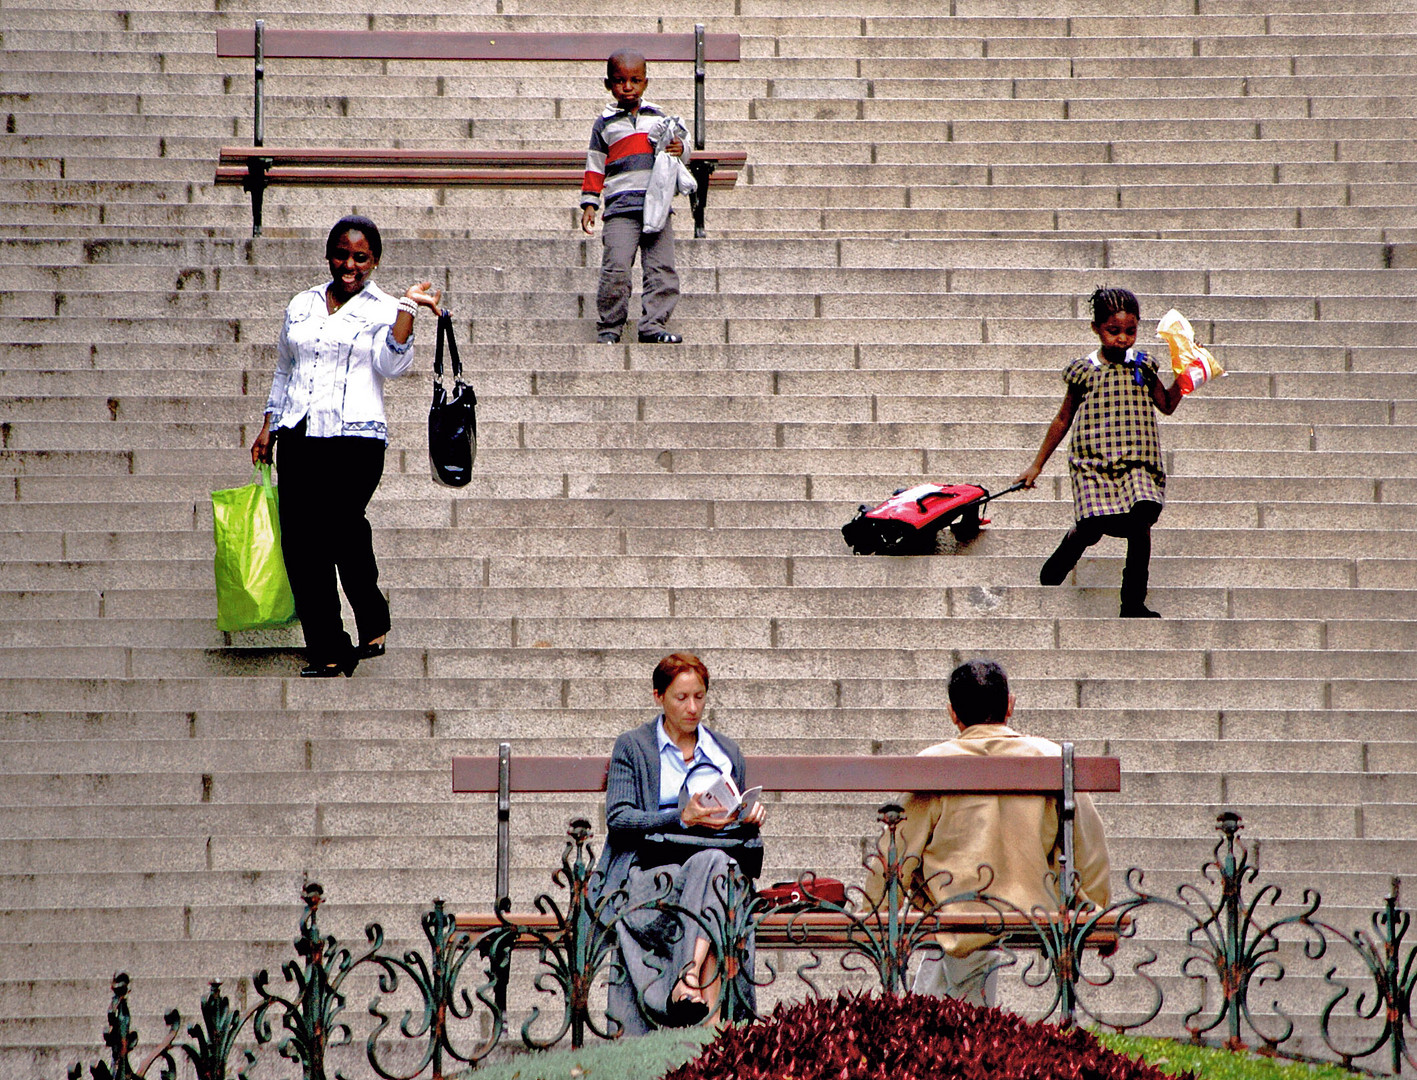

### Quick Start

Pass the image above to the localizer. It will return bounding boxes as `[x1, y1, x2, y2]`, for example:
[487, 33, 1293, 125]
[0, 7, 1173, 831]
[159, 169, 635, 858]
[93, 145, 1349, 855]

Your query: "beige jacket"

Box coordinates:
[863, 723, 1111, 957]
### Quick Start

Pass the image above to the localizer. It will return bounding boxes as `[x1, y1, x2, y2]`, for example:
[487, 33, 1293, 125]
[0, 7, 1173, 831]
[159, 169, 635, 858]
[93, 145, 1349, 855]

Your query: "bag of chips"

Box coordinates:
[1157, 309, 1226, 395]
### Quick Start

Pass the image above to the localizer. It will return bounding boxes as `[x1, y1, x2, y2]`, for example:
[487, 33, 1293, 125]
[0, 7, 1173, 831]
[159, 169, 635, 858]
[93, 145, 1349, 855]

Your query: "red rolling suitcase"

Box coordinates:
[841, 481, 1023, 555]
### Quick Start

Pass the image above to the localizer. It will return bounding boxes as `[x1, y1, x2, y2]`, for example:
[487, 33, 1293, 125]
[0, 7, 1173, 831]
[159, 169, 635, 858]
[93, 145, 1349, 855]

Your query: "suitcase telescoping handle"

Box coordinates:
[981, 480, 1027, 504]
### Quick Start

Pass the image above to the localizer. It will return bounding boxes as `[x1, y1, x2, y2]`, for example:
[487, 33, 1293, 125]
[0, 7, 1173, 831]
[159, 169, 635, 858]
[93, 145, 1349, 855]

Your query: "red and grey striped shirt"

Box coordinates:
[580, 101, 688, 220]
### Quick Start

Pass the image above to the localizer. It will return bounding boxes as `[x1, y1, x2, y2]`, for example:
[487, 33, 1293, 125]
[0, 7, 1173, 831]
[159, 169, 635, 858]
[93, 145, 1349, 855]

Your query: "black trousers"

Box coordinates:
[275, 422, 390, 663]
[1041, 500, 1163, 609]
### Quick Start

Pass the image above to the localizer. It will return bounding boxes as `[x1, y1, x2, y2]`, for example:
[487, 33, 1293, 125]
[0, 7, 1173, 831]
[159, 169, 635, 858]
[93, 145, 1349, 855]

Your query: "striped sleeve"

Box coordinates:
[581, 117, 608, 207]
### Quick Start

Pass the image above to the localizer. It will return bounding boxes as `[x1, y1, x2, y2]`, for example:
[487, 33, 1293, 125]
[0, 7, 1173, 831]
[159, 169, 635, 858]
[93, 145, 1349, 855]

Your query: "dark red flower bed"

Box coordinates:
[664, 991, 1193, 1080]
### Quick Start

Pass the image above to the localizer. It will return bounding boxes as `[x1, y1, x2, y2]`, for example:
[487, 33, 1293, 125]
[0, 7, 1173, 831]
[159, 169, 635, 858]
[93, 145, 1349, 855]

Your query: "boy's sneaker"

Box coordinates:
[597, 331, 621, 343]
[638, 331, 683, 343]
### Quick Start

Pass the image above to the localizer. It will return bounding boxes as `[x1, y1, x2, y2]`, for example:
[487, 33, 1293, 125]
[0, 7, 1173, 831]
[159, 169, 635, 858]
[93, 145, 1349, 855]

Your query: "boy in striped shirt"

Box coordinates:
[580, 49, 685, 344]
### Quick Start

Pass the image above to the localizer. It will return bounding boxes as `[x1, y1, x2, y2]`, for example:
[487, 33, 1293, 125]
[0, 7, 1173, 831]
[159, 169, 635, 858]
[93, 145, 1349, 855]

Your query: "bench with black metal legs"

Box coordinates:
[451, 743, 1128, 1034]
[215, 24, 746, 237]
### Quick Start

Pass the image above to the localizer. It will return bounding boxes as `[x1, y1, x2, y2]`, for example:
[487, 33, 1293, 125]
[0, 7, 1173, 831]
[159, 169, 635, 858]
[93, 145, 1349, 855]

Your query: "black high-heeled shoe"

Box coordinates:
[663, 995, 710, 1027]
[299, 656, 357, 678]
[354, 641, 386, 660]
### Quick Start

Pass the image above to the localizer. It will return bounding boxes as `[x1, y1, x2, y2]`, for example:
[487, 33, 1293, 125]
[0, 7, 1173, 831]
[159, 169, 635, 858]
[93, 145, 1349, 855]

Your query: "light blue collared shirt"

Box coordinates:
[655, 715, 733, 809]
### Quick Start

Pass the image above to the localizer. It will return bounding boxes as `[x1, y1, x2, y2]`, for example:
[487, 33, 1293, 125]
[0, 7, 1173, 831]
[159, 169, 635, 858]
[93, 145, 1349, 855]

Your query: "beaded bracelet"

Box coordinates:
[397, 297, 419, 317]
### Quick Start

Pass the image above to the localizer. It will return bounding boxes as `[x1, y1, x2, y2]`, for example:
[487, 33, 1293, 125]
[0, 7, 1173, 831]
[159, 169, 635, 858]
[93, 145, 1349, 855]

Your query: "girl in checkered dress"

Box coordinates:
[1015, 288, 1185, 618]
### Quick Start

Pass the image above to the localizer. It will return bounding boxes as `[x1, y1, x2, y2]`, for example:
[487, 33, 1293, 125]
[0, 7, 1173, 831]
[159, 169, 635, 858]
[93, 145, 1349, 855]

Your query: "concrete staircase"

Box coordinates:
[2, 0, 1416, 1073]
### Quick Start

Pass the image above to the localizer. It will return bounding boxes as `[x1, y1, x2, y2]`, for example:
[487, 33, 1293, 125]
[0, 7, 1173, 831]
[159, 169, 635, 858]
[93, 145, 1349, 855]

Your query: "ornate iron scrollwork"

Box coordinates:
[1315, 877, 1416, 1074]
[1095, 813, 1326, 1051]
[509, 817, 625, 1049]
[68, 972, 180, 1080]
[363, 897, 506, 1079]
[181, 981, 254, 1080]
[251, 882, 384, 1079]
[58, 810, 1417, 1076]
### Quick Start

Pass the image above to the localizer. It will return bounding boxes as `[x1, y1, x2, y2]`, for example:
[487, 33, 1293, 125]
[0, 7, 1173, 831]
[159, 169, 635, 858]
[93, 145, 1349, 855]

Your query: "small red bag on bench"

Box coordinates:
[758, 877, 848, 911]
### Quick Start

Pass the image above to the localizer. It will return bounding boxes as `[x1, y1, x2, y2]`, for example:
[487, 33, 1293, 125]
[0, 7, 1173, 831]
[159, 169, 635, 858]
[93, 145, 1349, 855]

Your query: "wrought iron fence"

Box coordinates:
[64, 811, 1415, 1080]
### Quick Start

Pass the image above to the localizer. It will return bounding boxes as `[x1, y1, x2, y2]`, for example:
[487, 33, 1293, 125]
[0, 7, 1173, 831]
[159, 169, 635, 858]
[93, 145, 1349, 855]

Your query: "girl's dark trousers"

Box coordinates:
[275, 420, 391, 664]
[1040, 500, 1163, 612]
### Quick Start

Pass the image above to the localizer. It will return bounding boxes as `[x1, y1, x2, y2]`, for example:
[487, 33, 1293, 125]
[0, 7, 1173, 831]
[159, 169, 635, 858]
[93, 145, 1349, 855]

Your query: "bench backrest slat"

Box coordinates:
[451, 754, 1121, 795]
[216, 29, 742, 62]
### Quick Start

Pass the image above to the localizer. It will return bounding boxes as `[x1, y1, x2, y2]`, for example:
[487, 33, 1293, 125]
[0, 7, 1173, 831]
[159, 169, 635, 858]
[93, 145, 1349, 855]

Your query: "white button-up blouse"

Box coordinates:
[264, 281, 414, 442]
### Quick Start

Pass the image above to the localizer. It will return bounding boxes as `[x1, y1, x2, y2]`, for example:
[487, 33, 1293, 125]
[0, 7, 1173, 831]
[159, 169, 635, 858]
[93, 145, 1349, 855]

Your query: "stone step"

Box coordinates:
[11, 579, 1417, 644]
[5, 340, 1410, 377]
[5, 309, 1414, 346]
[8, 577, 1412, 625]
[12, 283, 1415, 323]
[3, 231, 1406, 271]
[0, 785, 1407, 851]
[0, 703, 1408, 742]
[0, 630, 1414, 682]
[7, 719, 1412, 777]
[6, 255, 1417, 300]
[13, 72, 1415, 112]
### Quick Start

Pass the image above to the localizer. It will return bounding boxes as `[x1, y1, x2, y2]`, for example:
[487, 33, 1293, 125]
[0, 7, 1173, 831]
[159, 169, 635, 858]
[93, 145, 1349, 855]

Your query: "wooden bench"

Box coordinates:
[215, 23, 745, 237]
[451, 743, 1125, 1024]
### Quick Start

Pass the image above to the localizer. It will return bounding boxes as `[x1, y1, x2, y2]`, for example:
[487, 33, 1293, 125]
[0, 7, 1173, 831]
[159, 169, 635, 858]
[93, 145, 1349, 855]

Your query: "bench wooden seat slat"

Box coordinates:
[453, 910, 1127, 950]
[216, 29, 741, 63]
[218, 147, 747, 168]
[450, 754, 1121, 796]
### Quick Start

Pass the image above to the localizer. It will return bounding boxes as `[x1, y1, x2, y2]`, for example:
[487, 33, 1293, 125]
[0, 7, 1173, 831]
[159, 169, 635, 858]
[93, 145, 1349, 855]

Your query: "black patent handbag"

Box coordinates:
[427, 309, 477, 487]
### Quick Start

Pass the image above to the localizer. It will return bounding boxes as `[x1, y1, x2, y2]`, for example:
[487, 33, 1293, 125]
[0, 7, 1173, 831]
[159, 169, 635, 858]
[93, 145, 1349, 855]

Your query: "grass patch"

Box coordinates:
[451, 1020, 1364, 1080]
[452, 1026, 715, 1080]
[1092, 1032, 1361, 1080]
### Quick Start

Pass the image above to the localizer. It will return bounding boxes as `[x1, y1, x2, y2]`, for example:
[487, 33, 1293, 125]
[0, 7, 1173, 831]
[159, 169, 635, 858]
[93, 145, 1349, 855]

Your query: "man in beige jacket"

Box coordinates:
[864, 659, 1111, 1007]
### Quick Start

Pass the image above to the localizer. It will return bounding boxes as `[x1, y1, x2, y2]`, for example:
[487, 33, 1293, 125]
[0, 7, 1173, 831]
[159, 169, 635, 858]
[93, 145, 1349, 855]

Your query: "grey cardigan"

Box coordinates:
[592, 717, 748, 905]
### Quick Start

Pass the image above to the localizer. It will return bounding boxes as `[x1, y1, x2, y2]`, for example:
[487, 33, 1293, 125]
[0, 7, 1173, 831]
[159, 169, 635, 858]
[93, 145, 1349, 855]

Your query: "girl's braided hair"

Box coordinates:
[1090, 286, 1140, 325]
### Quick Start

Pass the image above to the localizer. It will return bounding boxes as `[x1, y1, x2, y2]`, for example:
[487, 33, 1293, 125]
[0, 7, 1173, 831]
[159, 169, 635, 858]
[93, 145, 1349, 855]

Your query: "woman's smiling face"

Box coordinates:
[328, 229, 377, 302]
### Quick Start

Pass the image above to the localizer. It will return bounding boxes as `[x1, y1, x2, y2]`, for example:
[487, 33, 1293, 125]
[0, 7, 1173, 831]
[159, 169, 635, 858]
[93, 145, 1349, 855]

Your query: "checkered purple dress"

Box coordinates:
[1064, 348, 1166, 521]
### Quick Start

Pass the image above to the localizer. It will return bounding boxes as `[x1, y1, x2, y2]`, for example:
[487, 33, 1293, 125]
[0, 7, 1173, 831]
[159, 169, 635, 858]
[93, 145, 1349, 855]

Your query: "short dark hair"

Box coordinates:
[947, 659, 1009, 727]
[1090, 286, 1139, 325]
[653, 651, 709, 695]
[326, 214, 382, 261]
[607, 49, 646, 79]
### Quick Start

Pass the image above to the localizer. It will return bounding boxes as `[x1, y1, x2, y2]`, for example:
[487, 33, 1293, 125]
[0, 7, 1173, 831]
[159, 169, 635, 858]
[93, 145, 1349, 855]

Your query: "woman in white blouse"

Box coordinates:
[250, 215, 441, 677]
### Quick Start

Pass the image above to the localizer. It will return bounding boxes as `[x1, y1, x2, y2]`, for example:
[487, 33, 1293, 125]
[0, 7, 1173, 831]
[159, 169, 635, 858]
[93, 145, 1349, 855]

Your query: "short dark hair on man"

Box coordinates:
[326, 214, 382, 261]
[1089, 286, 1139, 325]
[607, 49, 646, 79]
[947, 659, 1010, 727]
[653, 651, 709, 696]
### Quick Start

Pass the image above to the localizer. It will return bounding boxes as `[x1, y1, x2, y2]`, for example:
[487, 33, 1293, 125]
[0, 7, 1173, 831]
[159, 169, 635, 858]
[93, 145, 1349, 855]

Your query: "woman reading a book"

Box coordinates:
[593, 652, 766, 1034]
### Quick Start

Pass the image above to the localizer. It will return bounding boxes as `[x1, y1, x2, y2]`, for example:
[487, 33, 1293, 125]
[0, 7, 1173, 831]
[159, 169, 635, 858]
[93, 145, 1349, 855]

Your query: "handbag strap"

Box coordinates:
[433, 309, 462, 383]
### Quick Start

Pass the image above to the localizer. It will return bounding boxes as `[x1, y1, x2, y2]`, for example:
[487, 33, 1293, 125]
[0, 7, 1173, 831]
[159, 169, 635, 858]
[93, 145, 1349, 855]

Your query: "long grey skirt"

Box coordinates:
[606, 848, 756, 1036]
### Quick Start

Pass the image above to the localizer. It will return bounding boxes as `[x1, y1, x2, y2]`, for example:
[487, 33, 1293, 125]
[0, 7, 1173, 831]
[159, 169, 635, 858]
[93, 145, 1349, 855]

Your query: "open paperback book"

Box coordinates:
[687, 769, 762, 821]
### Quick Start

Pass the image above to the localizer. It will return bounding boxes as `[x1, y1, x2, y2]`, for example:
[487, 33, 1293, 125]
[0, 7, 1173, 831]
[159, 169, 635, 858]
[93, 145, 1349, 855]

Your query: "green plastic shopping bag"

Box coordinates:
[212, 464, 297, 632]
